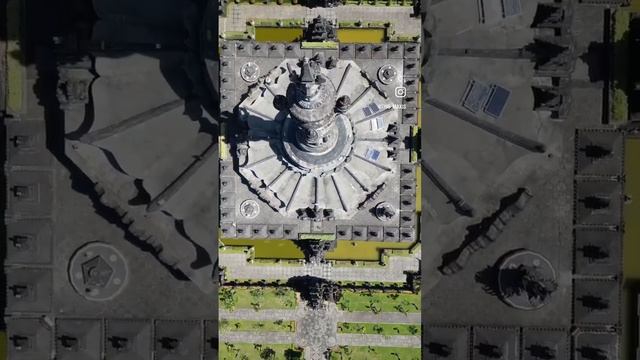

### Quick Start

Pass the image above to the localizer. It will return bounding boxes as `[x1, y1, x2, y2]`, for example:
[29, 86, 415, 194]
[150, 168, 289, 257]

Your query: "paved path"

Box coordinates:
[332, 256, 419, 282]
[336, 334, 421, 347]
[338, 311, 421, 324]
[219, 331, 296, 344]
[221, 307, 421, 358]
[221, 4, 420, 35]
[296, 304, 338, 360]
[220, 253, 419, 282]
[219, 253, 422, 358]
[219, 308, 301, 321]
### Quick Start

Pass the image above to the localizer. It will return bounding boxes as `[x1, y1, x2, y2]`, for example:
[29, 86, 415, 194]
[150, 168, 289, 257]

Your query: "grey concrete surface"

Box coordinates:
[338, 311, 421, 324]
[220, 252, 419, 282]
[221, 4, 420, 35]
[420, 0, 611, 340]
[219, 331, 297, 344]
[219, 309, 301, 321]
[336, 333, 421, 347]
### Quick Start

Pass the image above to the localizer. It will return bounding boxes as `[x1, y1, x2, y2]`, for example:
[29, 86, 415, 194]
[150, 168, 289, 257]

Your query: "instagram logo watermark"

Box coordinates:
[394, 86, 407, 98]
[382, 103, 407, 110]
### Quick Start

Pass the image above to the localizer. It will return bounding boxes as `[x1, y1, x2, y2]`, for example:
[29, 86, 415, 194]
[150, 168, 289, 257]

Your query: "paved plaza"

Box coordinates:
[220, 252, 420, 282]
[221, 4, 420, 34]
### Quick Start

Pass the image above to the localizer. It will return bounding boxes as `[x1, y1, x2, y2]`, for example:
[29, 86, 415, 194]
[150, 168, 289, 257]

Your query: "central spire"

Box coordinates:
[289, 57, 339, 154]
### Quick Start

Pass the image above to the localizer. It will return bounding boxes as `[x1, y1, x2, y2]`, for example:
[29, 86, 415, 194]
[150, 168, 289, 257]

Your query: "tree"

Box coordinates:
[284, 348, 303, 360]
[394, 304, 407, 315]
[368, 301, 381, 314]
[373, 325, 384, 335]
[501, 264, 558, 307]
[219, 288, 238, 310]
[408, 325, 419, 335]
[251, 301, 262, 311]
[260, 347, 276, 360]
[250, 287, 265, 298]
[275, 287, 288, 297]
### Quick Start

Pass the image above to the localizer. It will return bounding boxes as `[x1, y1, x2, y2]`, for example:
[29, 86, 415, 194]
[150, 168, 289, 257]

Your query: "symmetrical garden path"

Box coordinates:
[219, 304, 421, 359]
[219, 252, 420, 282]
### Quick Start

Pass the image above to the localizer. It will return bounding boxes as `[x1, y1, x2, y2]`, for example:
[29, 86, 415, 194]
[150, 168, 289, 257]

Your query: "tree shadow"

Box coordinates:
[475, 265, 500, 297]
[425, 342, 453, 358]
[439, 188, 526, 272]
[579, 42, 608, 83]
[4, 0, 221, 285]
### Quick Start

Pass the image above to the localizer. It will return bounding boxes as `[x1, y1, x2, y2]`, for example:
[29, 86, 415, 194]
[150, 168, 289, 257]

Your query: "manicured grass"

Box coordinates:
[329, 345, 421, 360]
[219, 286, 298, 310]
[223, 31, 251, 40]
[612, 9, 630, 124]
[614, 9, 630, 42]
[337, 28, 386, 44]
[220, 319, 296, 332]
[337, 290, 420, 313]
[220, 343, 304, 360]
[255, 27, 303, 42]
[221, 239, 304, 259]
[220, 239, 416, 261]
[329, 241, 416, 261]
[337, 322, 420, 336]
[219, 245, 252, 254]
[7, 0, 24, 114]
[612, 88, 629, 124]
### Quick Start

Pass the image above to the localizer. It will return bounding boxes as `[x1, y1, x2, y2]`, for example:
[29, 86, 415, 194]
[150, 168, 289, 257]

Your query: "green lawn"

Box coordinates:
[220, 239, 415, 261]
[337, 290, 420, 313]
[329, 346, 421, 360]
[219, 286, 298, 311]
[612, 9, 630, 124]
[614, 9, 630, 42]
[220, 343, 304, 360]
[612, 88, 629, 124]
[220, 319, 296, 332]
[337, 322, 420, 336]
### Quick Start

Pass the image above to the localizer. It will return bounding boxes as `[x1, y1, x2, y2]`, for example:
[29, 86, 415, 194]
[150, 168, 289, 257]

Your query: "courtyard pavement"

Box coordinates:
[221, 4, 420, 35]
[220, 252, 419, 282]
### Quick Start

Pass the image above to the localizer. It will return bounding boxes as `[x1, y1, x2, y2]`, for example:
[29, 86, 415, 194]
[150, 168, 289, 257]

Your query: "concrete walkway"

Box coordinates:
[221, 4, 420, 35]
[219, 331, 296, 344]
[338, 311, 421, 324]
[336, 334, 421, 347]
[219, 308, 301, 321]
[220, 306, 422, 358]
[220, 253, 419, 282]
